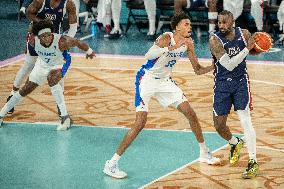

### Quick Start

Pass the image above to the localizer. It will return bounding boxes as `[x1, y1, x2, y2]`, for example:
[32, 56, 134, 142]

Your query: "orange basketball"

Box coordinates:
[253, 32, 273, 52]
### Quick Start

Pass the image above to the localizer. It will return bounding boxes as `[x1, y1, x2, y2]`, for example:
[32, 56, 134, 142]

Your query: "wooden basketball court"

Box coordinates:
[0, 54, 284, 188]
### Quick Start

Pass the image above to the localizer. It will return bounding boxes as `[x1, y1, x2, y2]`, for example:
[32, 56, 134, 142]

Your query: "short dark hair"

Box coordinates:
[219, 10, 234, 19]
[171, 12, 190, 30]
[32, 20, 54, 35]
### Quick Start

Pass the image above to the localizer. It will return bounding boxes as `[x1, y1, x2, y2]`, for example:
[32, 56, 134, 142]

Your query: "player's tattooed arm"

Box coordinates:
[26, 0, 44, 23]
[59, 36, 96, 59]
[66, 0, 77, 25]
[187, 37, 214, 75]
[209, 35, 226, 60]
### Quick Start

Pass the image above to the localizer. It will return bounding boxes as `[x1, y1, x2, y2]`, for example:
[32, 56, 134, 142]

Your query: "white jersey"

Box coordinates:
[34, 33, 65, 67]
[142, 32, 187, 79]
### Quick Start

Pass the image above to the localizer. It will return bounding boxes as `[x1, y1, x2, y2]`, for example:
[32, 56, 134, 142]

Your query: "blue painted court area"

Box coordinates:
[0, 122, 229, 189]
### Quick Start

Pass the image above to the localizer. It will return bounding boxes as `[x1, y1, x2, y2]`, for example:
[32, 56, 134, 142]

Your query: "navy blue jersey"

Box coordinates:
[36, 0, 67, 33]
[213, 27, 248, 80]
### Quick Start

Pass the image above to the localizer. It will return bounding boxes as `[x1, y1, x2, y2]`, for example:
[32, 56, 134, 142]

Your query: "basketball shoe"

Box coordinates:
[6, 95, 14, 114]
[57, 115, 73, 131]
[199, 149, 221, 165]
[229, 137, 244, 165]
[103, 160, 127, 179]
[242, 159, 259, 179]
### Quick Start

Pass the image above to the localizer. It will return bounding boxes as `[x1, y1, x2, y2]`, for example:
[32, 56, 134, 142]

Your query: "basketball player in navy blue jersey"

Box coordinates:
[209, 10, 259, 178]
[6, 0, 77, 115]
[0, 20, 95, 130]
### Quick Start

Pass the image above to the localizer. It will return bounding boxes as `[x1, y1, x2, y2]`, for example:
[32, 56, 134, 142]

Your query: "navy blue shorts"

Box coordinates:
[213, 75, 253, 116]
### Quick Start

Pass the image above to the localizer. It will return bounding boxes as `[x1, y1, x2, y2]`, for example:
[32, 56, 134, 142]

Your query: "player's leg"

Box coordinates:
[104, 72, 153, 179]
[176, 101, 221, 165]
[144, 0, 156, 38]
[7, 42, 38, 114]
[207, 0, 218, 33]
[0, 79, 38, 127]
[157, 78, 220, 165]
[213, 83, 244, 165]
[47, 69, 72, 131]
[234, 76, 258, 178]
[103, 111, 148, 179]
[110, 0, 122, 39]
[250, 0, 265, 31]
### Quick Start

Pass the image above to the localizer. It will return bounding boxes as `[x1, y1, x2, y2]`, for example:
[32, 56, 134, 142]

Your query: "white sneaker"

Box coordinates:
[0, 117, 3, 127]
[57, 115, 72, 131]
[103, 160, 127, 179]
[199, 150, 221, 165]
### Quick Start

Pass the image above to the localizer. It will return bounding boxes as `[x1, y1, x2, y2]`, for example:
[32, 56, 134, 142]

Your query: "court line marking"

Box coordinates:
[1, 53, 283, 68]
[3, 121, 230, 134]
[1, 121, 234, 188]
[72, 66, 284, 87]
[138, 144, 229, 189]
[256, 146, 284, 153]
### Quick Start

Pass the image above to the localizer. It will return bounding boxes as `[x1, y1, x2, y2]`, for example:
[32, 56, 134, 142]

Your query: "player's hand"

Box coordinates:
[247, 33, 257, 51]
[86, 52, 96, 59]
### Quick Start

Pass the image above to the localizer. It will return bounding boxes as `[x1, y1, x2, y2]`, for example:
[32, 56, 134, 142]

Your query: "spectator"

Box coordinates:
[174, 0, 218, 33]
[19, 0, 33, 17]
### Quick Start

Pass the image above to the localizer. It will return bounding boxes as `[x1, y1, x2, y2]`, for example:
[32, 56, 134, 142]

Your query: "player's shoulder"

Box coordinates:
[155, 33, 171, 47]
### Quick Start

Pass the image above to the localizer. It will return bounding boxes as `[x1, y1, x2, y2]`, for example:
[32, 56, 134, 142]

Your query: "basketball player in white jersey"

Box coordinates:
[7, 0, 77, 114]
[0, 20, 95, 130]
[103, 12, 220, 179]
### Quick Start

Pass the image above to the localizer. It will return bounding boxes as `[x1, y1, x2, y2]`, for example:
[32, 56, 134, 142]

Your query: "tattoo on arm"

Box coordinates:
[209, 36, 226, 60]
[155, 34, 171, 48]
[241, 29, 251, 45]
[67, 0, 77, 24]
[26, 0, 43, 23]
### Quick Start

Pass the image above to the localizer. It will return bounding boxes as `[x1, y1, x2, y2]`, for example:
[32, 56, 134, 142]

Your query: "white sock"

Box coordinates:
[237, 109, 257, 161]
[10, 90, 17, 96]
[50, 84, 68, 117]
[110, 153, 121, 164]
[58, 79, 64, 91]
[111, 0, 121, 30]
[13, 54, 37, 88]
[199, 142, 208, 153]
[229, 136, 238, 145]
[0, 92, 23, 117]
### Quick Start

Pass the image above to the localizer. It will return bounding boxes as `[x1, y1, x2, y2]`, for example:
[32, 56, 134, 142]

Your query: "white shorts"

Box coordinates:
[135, 74, 188, 112]
[29, 58, 62, 86]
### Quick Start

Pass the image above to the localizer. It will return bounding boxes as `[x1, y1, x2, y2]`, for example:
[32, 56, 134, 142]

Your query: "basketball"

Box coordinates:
[253, 32, 273, 52]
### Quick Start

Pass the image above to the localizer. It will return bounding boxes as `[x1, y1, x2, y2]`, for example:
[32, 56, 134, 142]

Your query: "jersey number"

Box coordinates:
[44, 58, 51, 64]
[165, 60, 176, 68]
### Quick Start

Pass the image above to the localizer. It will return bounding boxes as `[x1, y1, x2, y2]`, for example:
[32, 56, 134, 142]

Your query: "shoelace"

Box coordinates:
[246, 160, 256, 171]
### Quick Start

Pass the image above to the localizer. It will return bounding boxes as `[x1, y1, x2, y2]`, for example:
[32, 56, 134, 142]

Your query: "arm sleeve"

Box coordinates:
[219, 47, 249, 71]
[66, 23, 78, 37]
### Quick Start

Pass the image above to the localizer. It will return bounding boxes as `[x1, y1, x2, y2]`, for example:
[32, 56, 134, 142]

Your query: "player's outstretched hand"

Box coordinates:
[86, 52, 96, 59]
